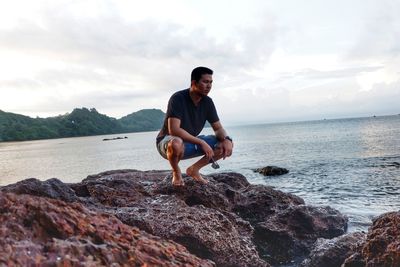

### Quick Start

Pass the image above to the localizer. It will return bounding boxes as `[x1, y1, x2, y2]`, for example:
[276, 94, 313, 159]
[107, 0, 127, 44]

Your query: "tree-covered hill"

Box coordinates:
[0, 108, 165, 142]
[119, 109, 165, 132]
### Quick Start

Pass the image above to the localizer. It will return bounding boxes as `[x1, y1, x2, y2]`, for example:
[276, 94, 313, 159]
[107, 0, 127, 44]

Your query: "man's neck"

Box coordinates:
[189, 87, 202, 106]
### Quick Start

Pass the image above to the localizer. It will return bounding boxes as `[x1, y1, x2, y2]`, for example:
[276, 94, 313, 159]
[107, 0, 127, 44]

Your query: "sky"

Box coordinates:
[0, 0, 399, 125]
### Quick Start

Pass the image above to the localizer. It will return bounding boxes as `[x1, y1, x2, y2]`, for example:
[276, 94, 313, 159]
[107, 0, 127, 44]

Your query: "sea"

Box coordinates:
[1, 115, 399, 232]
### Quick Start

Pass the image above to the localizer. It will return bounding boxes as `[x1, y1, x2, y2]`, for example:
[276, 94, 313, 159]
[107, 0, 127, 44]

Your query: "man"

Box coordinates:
[156, 66, 233, 186]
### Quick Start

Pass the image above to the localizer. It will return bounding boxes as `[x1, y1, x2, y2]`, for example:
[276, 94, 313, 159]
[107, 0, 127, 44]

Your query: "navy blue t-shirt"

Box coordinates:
[157, 88, 219, 142]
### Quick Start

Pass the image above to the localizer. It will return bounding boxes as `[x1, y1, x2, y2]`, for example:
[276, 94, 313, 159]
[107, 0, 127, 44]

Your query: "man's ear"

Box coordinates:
[191, 80, 197, 87]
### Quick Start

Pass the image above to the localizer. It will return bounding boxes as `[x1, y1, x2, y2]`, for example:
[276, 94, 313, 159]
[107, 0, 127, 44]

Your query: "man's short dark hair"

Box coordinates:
[191, 66, 213, 83]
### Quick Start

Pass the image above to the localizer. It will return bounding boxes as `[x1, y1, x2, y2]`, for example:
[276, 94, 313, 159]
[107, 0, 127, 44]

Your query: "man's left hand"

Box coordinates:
[220, 139, 233, 159]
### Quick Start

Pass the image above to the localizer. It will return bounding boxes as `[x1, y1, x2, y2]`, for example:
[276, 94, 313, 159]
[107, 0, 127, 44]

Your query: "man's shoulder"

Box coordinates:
[169, 88, 190, 104]
[172, 88, 189, 98]
[202, 95, 214, 105]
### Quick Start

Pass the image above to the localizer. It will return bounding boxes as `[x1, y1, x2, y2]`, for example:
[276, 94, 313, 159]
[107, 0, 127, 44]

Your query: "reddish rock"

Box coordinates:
[253, 205, 348, 265]
[78, 171, 269, 266]
[209, 172, 251, 189]
[153, 174, 235, 211]
[78, 171, 347, 265]
[0, 192, 214, 266]
[231, 182, 346, 265]
[1, 170, 350, 266]
[233, 184, 305, 223]
[343, 211, 400, 267]
[114, 195, 268, 267]
[84, 169, 170, 183]
[301, 232, 366, 267]
[1, 177, 78, 202]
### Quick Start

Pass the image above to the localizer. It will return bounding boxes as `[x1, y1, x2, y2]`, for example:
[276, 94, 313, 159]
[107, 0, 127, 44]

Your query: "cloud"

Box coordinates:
[0, 2, 276, 77]
[0, 2, 277, 111]
[291, 66, 383, 80]
[0, 1, 279, 120]
[347, 0, 400, 61]
[2, 1, 397, 124]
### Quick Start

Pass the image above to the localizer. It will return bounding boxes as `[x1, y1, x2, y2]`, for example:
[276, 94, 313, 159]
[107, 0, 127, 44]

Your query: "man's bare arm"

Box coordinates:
[211, 121, 228, 141]
[168, 117, 214, 159]
[211, 121, 233, 159]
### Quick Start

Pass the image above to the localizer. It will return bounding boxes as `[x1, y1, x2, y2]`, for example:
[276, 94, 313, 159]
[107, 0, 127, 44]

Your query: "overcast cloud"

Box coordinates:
[0, 0, 399, 124]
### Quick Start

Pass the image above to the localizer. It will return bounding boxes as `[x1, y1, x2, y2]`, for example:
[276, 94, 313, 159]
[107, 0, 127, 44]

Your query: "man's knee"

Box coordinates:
[167, 138, 184, 155]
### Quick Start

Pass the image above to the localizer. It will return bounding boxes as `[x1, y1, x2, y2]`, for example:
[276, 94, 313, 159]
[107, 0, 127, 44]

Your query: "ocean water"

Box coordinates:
[1, 115, 399, 232]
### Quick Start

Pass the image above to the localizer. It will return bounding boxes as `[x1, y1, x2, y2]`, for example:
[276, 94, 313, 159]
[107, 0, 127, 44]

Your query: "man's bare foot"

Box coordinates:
[186, 166, 208, 184]
[172, 170, 185, 186]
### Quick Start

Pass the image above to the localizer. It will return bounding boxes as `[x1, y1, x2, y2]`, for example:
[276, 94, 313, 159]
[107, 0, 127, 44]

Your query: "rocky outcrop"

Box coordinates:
[301, 232, 366, 267]
[253, 205, 348, 265]
[1, 177, 79, 202]
[254, 166, 289, 176]
[115, 195, 265, 267]
[75, 171, 270, 266]
[343, 211, 400, 267]
[1, 169, 351, 266]
[0, 192, 213, 266]
[300, 211, 400, 267]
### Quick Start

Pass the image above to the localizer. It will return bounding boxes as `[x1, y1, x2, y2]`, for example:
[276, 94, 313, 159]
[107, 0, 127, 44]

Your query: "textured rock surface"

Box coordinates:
[77, 171, 269, 266]
[1, 169, 352, 266]
[230, 183, 349, 265]
[253, 205, 348, 265]
[301, 232, 366, 267]
[115, 195, 266, 267]
[233, 184, 305, 223]
[343, 211, 400, 267]
[0, 192, 213, 266]
[1, 177, 79, 202]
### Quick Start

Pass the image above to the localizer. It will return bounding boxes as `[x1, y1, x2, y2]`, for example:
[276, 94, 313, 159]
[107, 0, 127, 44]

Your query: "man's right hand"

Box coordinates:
[200, 140, 214, 159]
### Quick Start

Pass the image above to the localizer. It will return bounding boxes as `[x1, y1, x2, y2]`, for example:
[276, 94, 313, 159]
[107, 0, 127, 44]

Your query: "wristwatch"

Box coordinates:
[224, 136, 233, 142]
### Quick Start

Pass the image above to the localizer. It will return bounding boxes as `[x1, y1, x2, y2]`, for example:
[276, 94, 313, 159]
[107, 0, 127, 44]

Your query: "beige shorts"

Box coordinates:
[156, 135, 219, 160]
[156, 135, 176, 159]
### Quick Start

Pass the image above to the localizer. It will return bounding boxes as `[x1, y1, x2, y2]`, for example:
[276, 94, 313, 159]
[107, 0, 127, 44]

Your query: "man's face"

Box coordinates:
[193, 74, 213, 96]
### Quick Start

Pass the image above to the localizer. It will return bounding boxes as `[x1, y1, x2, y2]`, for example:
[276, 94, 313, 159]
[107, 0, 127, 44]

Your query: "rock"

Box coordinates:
[342, 252, 365, 267]
[0, 177, 79, 202]
[229, 180, 348, 265]
[209, 172, 251, 189]
[343, 211, 400, 267]
[254, 166, 289, 176]
[84, 169, 170, 183]
[0, 192, 214, 266]
[253, 205, 348, 265]
[1, 170, 350, 266]
[233, 184, 305, 223]
[79, 171, 347, 265]
[301, 232, 366, 267]
[82, 174, 151, 207]
[78, 171, 269, 266]
[115, 195, 268, 267]
[153, 173, 235, 211]
[102, 136, 128, 141]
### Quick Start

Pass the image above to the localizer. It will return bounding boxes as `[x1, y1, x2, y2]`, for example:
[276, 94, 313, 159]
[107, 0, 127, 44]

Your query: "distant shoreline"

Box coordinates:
[2, 113, 399, 143]
[0, 108, 165, 142]
[0, 129, 160, 144]
[225, 113, 400, 128]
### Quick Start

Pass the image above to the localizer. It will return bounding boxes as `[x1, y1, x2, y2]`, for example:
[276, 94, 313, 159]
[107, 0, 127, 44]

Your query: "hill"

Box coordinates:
[0, 108, 165, 142]
[119, 109, 165, 132]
